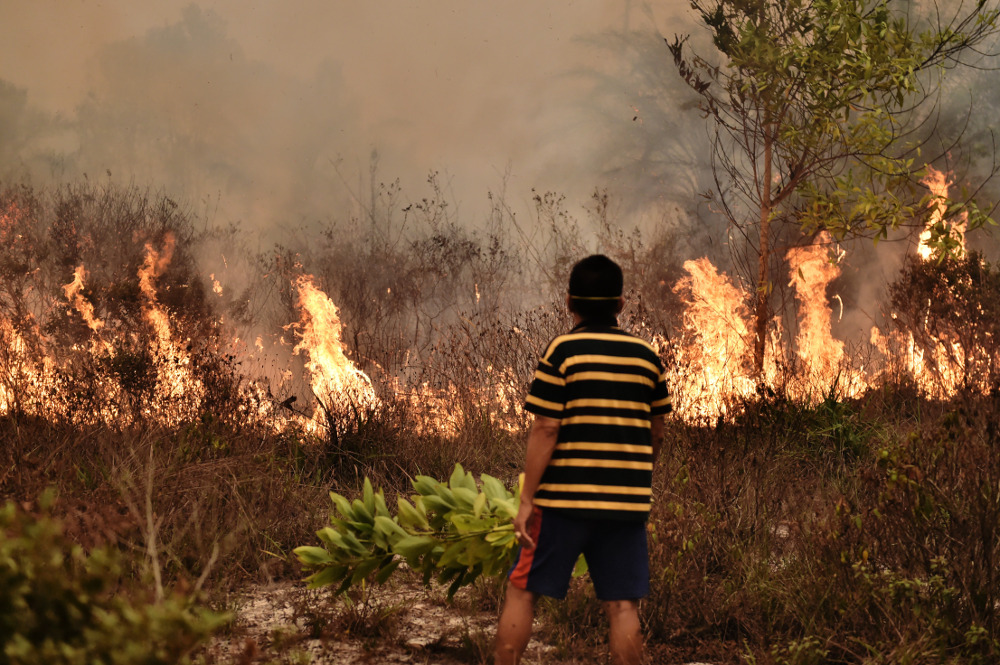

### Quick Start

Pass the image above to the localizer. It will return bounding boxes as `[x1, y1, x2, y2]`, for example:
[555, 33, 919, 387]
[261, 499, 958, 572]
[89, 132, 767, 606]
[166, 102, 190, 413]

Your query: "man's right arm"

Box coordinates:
[512, 414, 561, 549]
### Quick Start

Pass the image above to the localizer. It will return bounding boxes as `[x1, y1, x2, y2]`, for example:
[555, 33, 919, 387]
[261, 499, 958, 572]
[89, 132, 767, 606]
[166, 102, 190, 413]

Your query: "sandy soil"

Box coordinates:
[207, 578, 559, 664]
[206, 579, 718, 664]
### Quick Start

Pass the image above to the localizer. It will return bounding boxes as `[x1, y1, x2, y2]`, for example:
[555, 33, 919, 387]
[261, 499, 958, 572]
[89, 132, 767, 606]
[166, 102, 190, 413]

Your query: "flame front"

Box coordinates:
[872, 166, 973, 398]
[0, 166, 990, 432]
[786, 233, 866, 397]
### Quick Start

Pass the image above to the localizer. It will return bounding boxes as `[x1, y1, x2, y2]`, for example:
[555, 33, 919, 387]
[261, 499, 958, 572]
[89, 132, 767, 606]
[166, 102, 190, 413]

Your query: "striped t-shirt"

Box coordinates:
[524, 323, 671, 521]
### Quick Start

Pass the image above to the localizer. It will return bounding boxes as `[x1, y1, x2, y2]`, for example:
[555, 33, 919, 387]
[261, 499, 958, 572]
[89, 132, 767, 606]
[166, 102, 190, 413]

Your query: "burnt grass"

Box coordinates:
[3, 181, 1000, 663]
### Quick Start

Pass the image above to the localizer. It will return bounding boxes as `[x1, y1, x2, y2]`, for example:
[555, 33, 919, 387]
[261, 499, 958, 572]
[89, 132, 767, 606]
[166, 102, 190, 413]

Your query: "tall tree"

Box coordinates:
[669, 0, 999, 374]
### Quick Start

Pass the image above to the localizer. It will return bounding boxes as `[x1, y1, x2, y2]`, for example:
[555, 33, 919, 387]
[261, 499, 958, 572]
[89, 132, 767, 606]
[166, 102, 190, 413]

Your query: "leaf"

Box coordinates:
[340, 531, 369, 556]
[374, 491, 391, 518]
[293, 546, 333, 567]
[472, 492, 487, 519]
[374, 516, 408, 542]
[351, 499, 373, 524]
[480, 474, 509, 502]
[305, 564, 346, 589]
[492, 498, 517, 520]
[316, 527, 347, 551]
[362, 478, 376, 516]
[421, 494, 455, 515]
[451, 486, 477, 510]
[397, 498, 429, 530]
[448, 463, 469, 491]
[451, 513, 490, 534]
[437, 541, 467, 570]
[329, 492, 355, 521]
[350, 557, 382, 584]
[392, 535, 440, 560]
[412, 475, 438, 497]
[484, 529, 515, 546]
[375, 558, 401, 584]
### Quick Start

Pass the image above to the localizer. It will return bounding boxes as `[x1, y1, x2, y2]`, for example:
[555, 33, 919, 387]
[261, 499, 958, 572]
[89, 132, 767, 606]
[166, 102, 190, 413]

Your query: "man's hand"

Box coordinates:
[513, 500, 537, 549]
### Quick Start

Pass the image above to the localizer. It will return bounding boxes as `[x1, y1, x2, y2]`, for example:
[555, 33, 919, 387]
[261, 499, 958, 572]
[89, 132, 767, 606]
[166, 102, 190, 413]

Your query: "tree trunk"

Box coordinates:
[753, 137, 773, 377]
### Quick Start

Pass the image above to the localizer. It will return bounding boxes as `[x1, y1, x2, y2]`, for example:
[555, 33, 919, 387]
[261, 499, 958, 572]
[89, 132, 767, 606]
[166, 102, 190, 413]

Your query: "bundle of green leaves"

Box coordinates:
[0, 493, 227, 665]
[295, 464, 524, 597]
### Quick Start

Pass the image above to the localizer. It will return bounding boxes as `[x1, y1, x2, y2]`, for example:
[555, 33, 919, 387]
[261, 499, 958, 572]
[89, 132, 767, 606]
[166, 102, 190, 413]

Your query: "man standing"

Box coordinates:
[494, 255, 671, 665]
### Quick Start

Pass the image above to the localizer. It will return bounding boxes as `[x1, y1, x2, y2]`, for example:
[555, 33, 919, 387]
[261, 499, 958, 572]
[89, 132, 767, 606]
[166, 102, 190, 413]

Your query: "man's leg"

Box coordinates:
[494, 583, 538, 665]
[603, 599, 643, 665]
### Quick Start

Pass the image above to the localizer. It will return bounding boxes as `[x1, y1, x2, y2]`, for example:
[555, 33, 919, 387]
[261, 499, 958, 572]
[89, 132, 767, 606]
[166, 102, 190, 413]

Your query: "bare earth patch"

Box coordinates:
[205, 578, 561, 664]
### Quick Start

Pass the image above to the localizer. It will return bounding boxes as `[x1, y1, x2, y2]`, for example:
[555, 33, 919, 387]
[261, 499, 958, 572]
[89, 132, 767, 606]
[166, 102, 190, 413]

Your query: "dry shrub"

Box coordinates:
[640, 387, 1000, 664]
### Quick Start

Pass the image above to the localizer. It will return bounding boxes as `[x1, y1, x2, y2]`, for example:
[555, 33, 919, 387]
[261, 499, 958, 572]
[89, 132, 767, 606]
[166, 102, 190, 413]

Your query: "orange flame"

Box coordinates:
[137, 233, 205, 421]
[786, 233, 866, 396]
[291, 275, 378, 428]
[63, 265, 105, 333]
[918, 166, 967, 261]
[670, 258, 766, 420]
[868, 165, 970, 398]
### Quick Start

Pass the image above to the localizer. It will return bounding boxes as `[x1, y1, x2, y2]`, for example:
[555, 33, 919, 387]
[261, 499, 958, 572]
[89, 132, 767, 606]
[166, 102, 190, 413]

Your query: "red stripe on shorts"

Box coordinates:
[508, 507, 543, 589]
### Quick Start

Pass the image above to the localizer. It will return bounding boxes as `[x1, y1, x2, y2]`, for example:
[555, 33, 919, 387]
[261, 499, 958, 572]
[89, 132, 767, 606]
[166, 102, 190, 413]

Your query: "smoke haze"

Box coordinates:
[1, 0, 998, 341]
[0, 1, 713, 239]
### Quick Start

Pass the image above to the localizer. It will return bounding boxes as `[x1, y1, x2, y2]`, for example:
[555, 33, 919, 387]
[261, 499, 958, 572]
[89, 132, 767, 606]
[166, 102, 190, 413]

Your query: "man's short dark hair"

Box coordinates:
[568, 254, 623, 320]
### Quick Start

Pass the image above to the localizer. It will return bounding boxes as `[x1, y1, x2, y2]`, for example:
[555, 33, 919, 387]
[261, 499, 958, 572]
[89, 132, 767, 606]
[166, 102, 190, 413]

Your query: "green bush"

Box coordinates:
[295, 464, 522, 598]
[0, 494, 227, 665]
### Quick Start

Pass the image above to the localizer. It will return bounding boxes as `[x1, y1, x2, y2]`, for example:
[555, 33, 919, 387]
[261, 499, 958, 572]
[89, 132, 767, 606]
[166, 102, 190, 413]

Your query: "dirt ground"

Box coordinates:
[206, 579, 719, 665]
[207, 579, 557, 665]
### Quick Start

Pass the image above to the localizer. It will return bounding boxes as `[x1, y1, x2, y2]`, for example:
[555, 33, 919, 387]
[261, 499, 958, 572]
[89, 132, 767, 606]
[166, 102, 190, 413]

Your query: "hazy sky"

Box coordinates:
[0, 1, 708, 240]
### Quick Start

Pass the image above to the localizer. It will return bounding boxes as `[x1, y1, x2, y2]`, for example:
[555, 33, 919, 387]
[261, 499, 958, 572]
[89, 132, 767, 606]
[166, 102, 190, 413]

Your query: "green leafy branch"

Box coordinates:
[294, 464, 522, 598]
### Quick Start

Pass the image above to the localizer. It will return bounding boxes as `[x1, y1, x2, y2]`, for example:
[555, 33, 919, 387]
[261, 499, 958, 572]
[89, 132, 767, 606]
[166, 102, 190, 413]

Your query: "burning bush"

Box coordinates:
[886, 252, 1000, 397]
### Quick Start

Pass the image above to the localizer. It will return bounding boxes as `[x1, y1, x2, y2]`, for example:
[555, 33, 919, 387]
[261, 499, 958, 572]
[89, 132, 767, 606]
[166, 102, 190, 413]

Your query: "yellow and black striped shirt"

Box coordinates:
[525, 323, 671, 521]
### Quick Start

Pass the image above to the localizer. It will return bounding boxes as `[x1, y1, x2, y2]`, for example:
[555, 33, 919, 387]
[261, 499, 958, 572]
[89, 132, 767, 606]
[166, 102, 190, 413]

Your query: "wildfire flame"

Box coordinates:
[0, 164, 986, 431]
[786, 233, 865, 397]
[137, 234, 205, 421]
[291, 274, 379, 429]
[670, 257, 773, 419]
[63, 265, 105, 333]
[918, 166, 968, 261]
[867, 165, 974, 398]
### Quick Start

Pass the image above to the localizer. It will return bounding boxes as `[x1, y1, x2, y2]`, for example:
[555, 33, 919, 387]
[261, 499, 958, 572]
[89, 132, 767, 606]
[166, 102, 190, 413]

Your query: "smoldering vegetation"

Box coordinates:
[1, 173, 1000, 664]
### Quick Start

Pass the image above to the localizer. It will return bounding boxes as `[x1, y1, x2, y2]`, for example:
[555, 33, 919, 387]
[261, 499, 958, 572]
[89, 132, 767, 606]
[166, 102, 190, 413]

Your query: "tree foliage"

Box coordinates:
[670, 0, 1000, 371]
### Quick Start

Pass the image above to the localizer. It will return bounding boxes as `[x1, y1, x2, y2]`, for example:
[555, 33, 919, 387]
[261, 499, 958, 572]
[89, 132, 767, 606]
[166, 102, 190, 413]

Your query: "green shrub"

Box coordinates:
[294, 464, 522, 598]
[0, 493, 227, 665]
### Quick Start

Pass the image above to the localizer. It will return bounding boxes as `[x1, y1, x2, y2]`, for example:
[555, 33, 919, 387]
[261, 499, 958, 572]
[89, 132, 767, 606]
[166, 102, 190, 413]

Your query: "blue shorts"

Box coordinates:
[507, 507, 649, 601]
